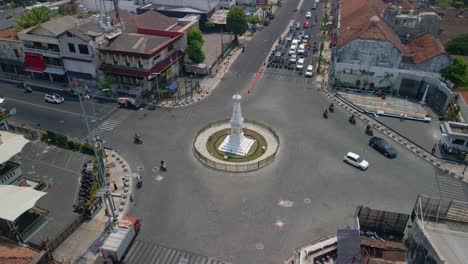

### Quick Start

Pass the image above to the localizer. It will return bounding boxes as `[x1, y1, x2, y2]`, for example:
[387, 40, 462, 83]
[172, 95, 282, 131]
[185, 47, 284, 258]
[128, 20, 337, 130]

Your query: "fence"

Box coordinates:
[47, 214, 85, 251]
[193, 119, 280, 172]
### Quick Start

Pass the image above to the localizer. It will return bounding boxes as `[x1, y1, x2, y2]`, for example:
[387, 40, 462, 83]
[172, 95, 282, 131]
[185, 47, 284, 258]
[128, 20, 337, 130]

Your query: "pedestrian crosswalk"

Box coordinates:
[86, 109, 131, 141]
[223, 70, 310, 85]
[260, 72, 310, 84]
[437, 173, 467, 202]
[124, 240, 230, 264]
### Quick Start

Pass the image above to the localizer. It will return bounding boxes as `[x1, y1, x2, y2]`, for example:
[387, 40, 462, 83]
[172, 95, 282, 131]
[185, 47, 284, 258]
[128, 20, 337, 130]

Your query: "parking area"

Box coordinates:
[338, 91, 431, 118]
[19, 142, 91, 246]
[266, 7, 321, 77]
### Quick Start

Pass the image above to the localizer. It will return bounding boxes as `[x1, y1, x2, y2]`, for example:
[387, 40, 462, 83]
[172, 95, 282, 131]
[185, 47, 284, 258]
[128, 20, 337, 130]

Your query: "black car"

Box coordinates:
[369, 137, 397, 158]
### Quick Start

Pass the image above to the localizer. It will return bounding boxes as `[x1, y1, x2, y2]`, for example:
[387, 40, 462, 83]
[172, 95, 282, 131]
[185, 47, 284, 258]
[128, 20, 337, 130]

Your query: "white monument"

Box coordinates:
[218, 93, 254, 156]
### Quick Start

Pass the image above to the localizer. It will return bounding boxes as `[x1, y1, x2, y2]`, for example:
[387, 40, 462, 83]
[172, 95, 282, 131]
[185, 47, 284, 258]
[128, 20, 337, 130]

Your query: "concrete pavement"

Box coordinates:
[102, 0, 447, 263]
[52, 150, 135, 264]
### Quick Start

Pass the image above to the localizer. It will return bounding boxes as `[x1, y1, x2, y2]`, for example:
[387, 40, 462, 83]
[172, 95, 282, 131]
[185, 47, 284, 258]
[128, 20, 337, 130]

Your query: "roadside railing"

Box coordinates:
[47, 214, 85, 252]
[193, 119, 280, 172]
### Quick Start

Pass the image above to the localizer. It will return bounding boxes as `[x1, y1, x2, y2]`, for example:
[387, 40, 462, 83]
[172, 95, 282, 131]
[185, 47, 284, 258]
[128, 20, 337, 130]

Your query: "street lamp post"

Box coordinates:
[76, 85, 116, 222]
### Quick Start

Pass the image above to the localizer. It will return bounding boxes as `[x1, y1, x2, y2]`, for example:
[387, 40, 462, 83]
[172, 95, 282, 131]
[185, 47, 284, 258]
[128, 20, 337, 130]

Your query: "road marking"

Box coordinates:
[5, 97, 93, 118]
[23, 156, 80, 175]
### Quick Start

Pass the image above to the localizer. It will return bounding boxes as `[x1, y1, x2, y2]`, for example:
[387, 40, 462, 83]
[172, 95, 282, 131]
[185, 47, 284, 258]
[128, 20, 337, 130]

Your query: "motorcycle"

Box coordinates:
[136, 175, 142, 189]
[24, 84, 32, 93]
[160, 160, 167, 171]
[329, 104, 334, 113]
[349, 115, 356, 125]
[323, 110, 328, 119]
[365, 126, 373, 136]
[133, 134, 142, 144]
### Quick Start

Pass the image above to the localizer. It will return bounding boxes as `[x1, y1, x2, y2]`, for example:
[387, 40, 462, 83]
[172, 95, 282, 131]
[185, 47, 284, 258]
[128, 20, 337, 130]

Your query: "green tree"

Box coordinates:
[247, 15, 260, 30]
[453, 1, 464, 9]
[186, 41, 205, 64]
[186, 28, 205, 63]
[187, 28, 204, 46]
[226, 6, 247, 44]
[204, 21, 215, 32]
[15, 6, 51, 31]
[97, 74, 116, 90]
[446, 34, 468, 55]
[441, 57, 468, 86]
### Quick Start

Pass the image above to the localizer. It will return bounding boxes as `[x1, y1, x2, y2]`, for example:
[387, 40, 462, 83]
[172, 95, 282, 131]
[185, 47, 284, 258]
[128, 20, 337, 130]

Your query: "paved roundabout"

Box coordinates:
[193, 119, 280, 172]
[103, 0, 457, 262]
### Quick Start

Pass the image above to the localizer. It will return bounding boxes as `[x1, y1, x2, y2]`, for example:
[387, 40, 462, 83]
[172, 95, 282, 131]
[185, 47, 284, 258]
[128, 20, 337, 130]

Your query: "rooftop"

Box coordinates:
[0, 237, 41, 264]
[20, 15, 79, 37]
[103, 33, 170, 54]
[139, 3, 208, 14]
[404, 33, 447, 63]
[0, 7, 25, 31]
[0, 28, 18, 42]
[0, 131, 29, 164]
[122, 9, 178, 33]
[0, 185, 46, 222]
[67, 18, 108, 42]
[338, 0, 403, 50]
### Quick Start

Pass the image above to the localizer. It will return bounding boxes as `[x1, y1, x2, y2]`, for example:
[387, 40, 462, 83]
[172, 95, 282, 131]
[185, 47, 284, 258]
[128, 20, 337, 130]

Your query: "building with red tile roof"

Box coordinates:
[404, 33, 447, 64]
[335, 0, 454, 113]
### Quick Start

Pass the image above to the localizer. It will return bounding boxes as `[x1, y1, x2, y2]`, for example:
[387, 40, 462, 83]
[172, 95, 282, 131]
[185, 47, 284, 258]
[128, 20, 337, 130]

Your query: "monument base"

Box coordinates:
[218, 134, 255, 156]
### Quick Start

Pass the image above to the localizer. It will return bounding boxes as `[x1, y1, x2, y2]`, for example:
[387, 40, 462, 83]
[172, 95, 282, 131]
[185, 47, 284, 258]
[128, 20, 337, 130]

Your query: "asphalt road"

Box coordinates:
[1, 83, 119, 139]
[102, 1, 448, 264]
[1, 0, 465, 263]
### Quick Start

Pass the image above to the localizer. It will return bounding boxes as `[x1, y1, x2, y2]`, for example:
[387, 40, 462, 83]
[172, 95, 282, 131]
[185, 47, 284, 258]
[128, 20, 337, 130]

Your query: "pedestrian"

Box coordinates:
[113, 180, 118, 191]
[432, 144, 437, 155]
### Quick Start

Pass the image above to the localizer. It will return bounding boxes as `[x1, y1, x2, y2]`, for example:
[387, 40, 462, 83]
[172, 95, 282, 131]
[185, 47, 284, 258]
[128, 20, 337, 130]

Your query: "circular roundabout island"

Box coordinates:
[193, 94, 280, 172]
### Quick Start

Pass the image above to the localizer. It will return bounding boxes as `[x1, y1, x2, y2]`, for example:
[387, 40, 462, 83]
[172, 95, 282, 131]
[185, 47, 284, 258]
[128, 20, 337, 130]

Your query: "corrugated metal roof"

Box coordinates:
[336, 229, 361, 264]
[123, 240, 230, 264]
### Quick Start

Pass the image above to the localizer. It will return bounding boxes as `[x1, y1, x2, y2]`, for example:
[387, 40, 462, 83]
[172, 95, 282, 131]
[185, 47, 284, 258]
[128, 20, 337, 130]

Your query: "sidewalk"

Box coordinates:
[52, 150, 135, 264]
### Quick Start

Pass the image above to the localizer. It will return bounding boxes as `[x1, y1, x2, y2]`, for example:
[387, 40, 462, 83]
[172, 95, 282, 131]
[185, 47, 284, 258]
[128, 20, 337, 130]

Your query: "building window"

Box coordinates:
[13, 49, 19, 58]
[78, 44, 89, 55]
[68, 43, 76, 53]
[47, 44, 60, 52]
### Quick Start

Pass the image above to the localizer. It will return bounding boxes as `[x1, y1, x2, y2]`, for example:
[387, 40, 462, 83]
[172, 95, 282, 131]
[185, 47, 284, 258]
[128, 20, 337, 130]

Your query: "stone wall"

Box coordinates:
[401, 54, 452, 73]
[337, 39, 402, 68]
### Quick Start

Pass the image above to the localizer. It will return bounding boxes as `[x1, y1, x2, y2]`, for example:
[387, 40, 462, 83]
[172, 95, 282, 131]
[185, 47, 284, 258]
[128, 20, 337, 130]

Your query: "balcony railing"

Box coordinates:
[23, 43, 60, 55]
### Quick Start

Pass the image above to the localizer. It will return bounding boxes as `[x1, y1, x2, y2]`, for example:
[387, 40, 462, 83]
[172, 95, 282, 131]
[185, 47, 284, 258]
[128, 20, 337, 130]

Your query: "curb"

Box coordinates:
[322, 88, 466, 181]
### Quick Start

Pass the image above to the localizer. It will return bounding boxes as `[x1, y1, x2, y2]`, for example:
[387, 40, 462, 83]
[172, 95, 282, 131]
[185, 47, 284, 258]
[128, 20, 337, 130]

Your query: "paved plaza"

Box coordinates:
[338, 91, 431, 118]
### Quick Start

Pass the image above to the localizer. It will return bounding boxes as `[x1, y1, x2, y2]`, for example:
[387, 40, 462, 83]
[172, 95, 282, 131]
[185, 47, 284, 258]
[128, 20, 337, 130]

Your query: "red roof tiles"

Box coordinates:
[338, 0, 403, 50]
[0, 239, 40, 264]
[0, 29, 18, 42]
[405, 33, 447, 63]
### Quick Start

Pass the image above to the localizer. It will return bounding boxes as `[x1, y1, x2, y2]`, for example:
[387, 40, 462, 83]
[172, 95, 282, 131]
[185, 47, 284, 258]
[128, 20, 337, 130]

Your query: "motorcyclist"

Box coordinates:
[329, 103, 334, 112]
[349, 114, 355, 123]
[134, 133, 141, 143]
[160, 160, 166, 171]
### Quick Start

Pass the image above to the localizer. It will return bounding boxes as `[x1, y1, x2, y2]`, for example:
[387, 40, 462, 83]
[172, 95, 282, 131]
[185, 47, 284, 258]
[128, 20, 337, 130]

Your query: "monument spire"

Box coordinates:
[218, 93, 254, 156]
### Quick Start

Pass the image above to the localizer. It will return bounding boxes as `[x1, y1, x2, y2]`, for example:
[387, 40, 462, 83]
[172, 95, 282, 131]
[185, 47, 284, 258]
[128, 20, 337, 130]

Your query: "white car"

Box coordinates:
[291, 39, 300, 46]
[289, 44, 297, 55]
[343, 152, 369, 170]
[296, 58, 305, 70]
[45, 93, 64, 104]
[305, 65, 314, 77]
[297, 44, 306, 55]
[306, 11, 312, 19]
[289, 54, 297, 63]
